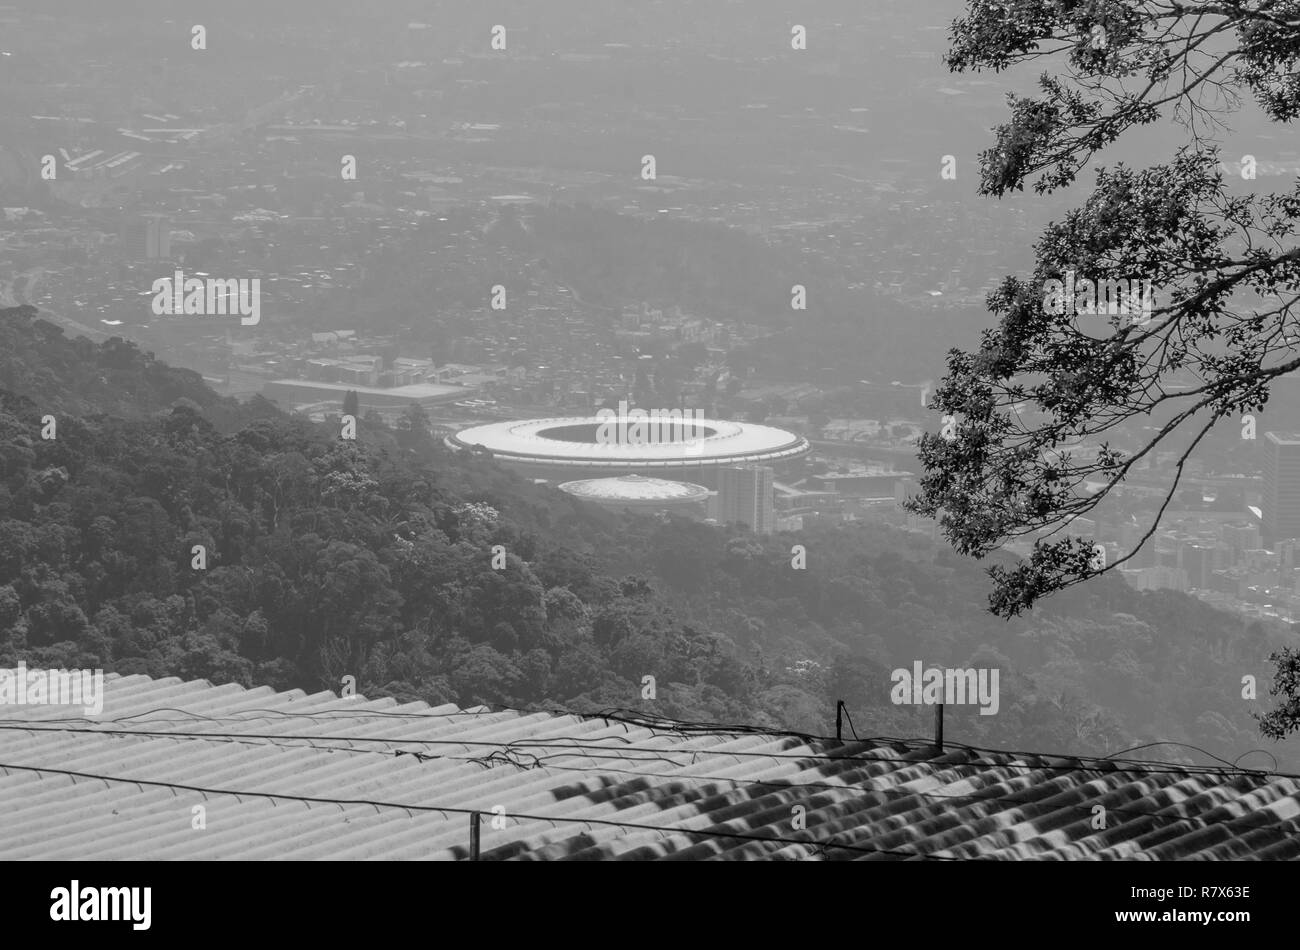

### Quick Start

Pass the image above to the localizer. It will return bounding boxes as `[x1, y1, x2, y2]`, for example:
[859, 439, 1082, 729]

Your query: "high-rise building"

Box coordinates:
[146, 214, 171, 259]
[716, 464, 774, 535]
[1262, 432, 1300, 544]
[1220, 521, 1262, 557]
[120, 213, 170, 260]
[1180, 542, 1215, 590]
[1280, 538, 1298, 573]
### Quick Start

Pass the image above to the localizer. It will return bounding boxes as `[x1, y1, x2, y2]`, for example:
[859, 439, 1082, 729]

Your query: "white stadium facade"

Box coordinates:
[446, 415, 811, 486]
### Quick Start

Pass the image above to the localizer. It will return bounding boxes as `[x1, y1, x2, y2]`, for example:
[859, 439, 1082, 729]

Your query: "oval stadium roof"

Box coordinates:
[448, 416, 810, 470]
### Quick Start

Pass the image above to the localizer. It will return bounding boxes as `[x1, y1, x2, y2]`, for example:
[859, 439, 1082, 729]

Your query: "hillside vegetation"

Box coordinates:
[0, 305, 1292, 769]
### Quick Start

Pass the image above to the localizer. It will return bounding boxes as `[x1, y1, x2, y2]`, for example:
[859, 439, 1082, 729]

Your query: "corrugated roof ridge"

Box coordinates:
[3, 671, 1296, 860]
[1107, 777, 1300, 859]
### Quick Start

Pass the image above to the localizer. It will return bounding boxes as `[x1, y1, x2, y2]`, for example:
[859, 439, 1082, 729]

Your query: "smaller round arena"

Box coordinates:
[558, 474, 711, 514]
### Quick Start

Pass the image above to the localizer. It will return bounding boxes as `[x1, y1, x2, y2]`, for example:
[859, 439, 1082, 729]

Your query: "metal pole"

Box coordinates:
[469, 811, 481, 861]
[835, 700, 843, 741]
[934, 703, 944, 752]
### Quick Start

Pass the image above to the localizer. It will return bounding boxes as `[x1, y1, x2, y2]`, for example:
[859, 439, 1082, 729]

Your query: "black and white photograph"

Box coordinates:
[0, 0, 1294, 931]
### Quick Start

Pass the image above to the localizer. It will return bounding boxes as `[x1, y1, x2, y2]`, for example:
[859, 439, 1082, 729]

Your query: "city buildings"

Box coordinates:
[714, 464, 775, 535]
[119, 213, 171, 260]
[1263, 431, 1300, 545]
[261, 378, 469, 409]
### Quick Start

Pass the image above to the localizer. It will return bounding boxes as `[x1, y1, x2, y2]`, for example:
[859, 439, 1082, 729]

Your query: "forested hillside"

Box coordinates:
[0, 305, 1293, 768]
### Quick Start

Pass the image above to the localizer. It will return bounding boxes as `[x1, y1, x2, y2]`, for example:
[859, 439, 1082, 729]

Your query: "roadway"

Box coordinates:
[10, 267, 111, 341]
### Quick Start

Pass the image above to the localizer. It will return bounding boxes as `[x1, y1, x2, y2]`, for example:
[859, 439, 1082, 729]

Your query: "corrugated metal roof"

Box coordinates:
[1, 671, 1298, 860]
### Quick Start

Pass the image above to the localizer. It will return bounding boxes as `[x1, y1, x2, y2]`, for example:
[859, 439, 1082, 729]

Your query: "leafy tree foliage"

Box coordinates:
[910, 2, 1300, 615]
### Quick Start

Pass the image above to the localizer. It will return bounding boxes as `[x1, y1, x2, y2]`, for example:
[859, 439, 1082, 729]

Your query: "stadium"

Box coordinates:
[558, 474, 712, 515]
[446, 415, 812, 485]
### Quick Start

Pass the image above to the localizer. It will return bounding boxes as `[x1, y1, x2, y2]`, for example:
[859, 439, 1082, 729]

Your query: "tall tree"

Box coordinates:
[908, 0, 1300, 617]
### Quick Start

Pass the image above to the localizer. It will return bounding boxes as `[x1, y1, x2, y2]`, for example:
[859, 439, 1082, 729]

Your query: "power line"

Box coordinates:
[3, 722, 1294, 837]
[0, 718, 1286, 783]
[9, 702, 1286, 781]
[0, 758, 960, 861]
